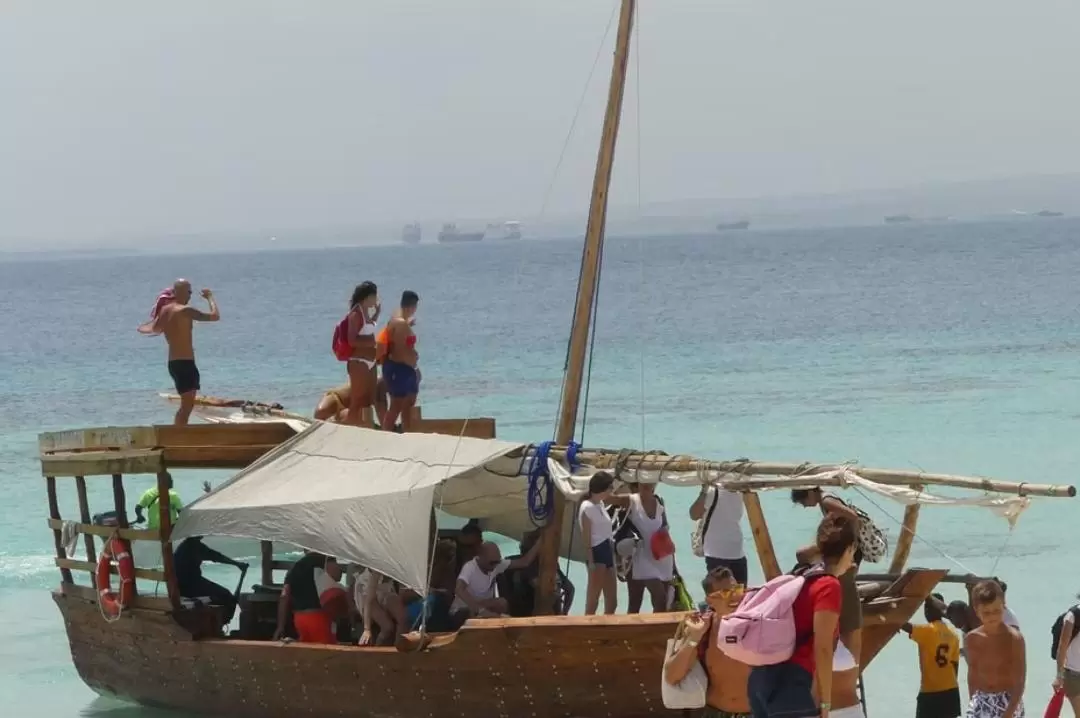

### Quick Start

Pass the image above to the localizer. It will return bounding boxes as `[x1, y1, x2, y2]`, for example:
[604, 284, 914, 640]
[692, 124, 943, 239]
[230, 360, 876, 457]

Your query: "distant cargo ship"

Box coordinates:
[884, 215, 913, 223]
[401, 223, 422, 244]
[716, 220, 750, 231]
[1036, 210, 1064, 217]
[437, 223, 484, 243]
[485, 220, 522, 240]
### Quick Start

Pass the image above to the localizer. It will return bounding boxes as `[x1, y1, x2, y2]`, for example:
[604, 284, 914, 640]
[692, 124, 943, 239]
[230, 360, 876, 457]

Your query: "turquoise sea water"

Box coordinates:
[1, 220, 1079, 716]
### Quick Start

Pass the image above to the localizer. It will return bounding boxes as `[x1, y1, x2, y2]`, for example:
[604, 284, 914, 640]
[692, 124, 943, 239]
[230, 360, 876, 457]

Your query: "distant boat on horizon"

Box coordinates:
[401, 223, 422, 245]
[484, 220, 522, 240]
[716, 220, 750, 231]
[437, 223, 484, 244]
[1036, 210, 1064, 217]
[884, 214, 913, 224]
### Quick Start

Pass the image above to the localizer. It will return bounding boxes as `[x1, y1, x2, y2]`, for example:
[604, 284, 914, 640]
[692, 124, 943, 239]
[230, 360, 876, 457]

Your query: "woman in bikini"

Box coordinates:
[345, 282, 380, 426]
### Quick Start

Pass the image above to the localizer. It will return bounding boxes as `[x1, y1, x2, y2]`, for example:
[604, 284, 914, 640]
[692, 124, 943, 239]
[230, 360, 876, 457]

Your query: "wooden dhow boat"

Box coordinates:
[38, 2, 1076, 716]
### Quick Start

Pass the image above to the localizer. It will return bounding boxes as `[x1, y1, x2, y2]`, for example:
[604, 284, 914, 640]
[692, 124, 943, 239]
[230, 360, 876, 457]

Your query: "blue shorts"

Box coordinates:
[747, 663, 818, 718]
[382, 360, 419, 398]
[590, 541, 614, 568]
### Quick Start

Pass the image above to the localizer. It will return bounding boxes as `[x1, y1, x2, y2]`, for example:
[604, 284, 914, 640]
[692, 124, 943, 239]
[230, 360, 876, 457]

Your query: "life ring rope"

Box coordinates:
[95, 532, 136, 623]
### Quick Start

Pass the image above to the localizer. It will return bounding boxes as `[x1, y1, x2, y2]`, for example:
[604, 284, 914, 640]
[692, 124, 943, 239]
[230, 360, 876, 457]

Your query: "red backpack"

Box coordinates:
[331, 316, 352, 361]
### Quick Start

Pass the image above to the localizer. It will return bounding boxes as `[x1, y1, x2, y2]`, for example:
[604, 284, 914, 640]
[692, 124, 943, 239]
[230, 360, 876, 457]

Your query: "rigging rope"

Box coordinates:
[850, 484, 978, 576]
[528, 440, 581, 526]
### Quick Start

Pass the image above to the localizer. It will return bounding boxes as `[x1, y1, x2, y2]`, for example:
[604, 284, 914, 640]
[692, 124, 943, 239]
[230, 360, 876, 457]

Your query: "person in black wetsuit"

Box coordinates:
[173, 536, 247, 624]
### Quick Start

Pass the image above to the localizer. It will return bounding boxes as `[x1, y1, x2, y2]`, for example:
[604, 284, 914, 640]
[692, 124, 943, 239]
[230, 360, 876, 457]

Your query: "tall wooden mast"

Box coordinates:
[535, 0, 637, 614]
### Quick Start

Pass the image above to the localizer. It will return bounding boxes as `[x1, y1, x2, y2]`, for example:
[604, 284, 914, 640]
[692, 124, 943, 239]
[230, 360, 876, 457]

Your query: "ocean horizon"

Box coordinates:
[2, 220, 1079, 716]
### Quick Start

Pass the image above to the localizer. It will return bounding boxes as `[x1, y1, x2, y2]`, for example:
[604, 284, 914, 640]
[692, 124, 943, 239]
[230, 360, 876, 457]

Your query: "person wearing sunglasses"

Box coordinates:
[663, 567, 752, 718]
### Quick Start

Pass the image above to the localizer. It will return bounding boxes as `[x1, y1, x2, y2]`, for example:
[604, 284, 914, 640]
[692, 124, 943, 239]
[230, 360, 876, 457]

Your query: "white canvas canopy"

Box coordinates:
[172, 422, 526, 591]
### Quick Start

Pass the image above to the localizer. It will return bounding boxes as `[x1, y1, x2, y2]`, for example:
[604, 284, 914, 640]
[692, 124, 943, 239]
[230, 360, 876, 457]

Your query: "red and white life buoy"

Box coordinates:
[96, 536, 135, 619]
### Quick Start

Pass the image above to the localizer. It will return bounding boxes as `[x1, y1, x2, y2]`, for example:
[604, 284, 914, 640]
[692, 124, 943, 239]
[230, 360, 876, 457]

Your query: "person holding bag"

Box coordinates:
[689, 482, 748, 585]
[663, 567, 752, 717]
[627, 482, 676, 614]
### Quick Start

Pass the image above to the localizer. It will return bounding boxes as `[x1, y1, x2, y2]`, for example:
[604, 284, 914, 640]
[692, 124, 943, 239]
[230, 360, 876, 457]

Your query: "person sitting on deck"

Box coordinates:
[499, 529, 575, 616]
[274, 551, 343, 644]
[664, 566, 752, 718]
[352, 567, 407, 646]
[133, 472, 210, 530]
[314, 383, 350, 422]
[173, 536, 248, 626]
[963, 580, 1026, 718]
[902, 593, 962, 718]
[450, 538, 544, 626]
[455, 521, 483, 573]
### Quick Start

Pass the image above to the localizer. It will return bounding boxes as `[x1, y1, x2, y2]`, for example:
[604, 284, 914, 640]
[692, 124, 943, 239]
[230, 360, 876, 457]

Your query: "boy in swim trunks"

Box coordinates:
[964, 580, 1025, 718]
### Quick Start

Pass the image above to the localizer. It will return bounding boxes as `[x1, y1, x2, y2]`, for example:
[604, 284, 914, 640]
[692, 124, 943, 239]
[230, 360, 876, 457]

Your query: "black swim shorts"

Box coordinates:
[168, 359, 201, 395]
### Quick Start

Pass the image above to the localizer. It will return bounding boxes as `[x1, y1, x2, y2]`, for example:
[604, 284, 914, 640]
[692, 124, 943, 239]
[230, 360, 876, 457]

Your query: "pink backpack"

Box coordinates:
[716, 569, 825, 666]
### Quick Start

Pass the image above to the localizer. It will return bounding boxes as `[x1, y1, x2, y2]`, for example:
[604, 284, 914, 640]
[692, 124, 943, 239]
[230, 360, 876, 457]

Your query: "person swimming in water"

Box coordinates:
[380, 290, 420, 433]
[344, 282, 380, 426]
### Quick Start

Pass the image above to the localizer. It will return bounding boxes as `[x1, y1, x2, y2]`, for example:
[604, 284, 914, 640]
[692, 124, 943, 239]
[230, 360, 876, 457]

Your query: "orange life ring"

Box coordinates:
[96, 536, 135, 618]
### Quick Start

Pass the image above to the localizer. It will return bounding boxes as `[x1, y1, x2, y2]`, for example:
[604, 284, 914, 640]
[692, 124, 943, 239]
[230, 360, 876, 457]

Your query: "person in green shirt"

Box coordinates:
[134, 472, 210, 529]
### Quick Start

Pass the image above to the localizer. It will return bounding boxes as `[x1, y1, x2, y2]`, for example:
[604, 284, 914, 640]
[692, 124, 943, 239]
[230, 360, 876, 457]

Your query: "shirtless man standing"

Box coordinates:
[380, 290, 420, 433]
[965, 580, 1025, 718]
[142, 279, 220, 425]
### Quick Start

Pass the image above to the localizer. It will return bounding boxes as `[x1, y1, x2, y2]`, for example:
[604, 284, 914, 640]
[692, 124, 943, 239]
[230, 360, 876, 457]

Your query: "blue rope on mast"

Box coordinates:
[527, 440, 582, 525]
[527, 442, 555, 525]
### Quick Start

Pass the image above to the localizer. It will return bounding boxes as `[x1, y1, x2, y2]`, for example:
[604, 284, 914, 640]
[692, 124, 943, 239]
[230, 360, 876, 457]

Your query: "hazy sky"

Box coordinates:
[3, 0, 1080, 245]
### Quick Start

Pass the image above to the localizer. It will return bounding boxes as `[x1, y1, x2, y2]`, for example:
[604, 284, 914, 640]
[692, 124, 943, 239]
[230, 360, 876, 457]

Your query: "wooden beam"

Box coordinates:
[58, 581, 172, 612]
[112, 473, 128, 527]
[888, 499, 921, 574]
[46, 519, 160, 542]
[412, 418, 496, 440]
[260, 541, 273, 586]
[154, 422, 296, 447]
[41, 449, 164, 477]
[157, 470, 182, 611]
[46, 476, 73, 583]
[162, 444, 279, 469]
[743, 492, 781, 580]
[537, 0, 638, 617]
[538, 447, 1075, 498]
[56, 558, 166, 582]
[39, 426, 156, 453]
[74, 476, 97, 582]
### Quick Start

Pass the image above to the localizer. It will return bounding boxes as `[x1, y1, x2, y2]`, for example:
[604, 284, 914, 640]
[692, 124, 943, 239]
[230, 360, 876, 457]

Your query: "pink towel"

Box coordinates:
[137, 288, 175, 335]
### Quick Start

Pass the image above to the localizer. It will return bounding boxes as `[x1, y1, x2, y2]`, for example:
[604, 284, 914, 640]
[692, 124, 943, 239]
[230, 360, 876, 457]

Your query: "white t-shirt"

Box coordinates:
[1003, 607, 1020, 630]
[450, 557, 511, 613]
[578, 499, 613, 548]
[1062, 610, 1080, 671]
[700, 487, 745, 560]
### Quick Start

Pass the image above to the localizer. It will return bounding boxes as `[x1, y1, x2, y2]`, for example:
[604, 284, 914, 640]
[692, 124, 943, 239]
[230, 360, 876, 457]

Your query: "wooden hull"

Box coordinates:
[56, 568, 945, 718]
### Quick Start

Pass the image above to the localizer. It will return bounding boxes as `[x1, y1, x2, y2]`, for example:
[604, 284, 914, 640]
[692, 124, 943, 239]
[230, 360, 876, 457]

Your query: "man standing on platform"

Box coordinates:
[138, 279, 220, 425]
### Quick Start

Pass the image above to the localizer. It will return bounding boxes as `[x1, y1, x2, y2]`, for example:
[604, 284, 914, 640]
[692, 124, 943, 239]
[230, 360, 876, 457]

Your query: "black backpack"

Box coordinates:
[1050, 605, 1080, 660]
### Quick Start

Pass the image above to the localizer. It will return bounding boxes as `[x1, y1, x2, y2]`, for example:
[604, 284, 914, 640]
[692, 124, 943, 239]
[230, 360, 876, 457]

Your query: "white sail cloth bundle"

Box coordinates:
[546, 460, 1031, 526]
